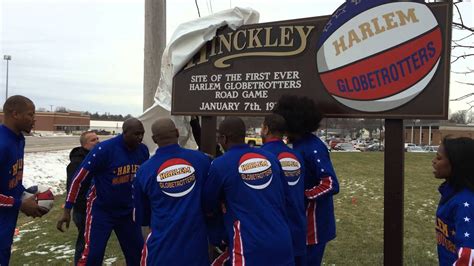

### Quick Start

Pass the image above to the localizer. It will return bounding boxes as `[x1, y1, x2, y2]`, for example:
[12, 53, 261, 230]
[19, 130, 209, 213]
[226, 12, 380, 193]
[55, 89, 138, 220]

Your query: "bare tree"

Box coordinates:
[449, 109, 468, 124]
[449, 1, 474, 110]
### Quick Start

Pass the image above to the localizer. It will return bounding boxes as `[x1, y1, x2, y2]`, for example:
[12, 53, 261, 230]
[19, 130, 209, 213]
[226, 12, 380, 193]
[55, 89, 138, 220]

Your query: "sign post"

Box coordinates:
[384, 119, 405, 265]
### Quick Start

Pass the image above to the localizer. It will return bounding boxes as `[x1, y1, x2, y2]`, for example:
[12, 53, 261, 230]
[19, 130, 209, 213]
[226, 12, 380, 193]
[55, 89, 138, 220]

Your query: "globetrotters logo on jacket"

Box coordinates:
[238, 153, 273, 190]
[278, 152, 301, 186]
[156, 158, 196, 197]
[317, 0, 442, 112]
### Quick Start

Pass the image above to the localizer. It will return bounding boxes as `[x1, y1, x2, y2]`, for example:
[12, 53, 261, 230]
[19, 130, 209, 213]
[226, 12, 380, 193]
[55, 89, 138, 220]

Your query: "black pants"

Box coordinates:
[73, 210, 86, 266]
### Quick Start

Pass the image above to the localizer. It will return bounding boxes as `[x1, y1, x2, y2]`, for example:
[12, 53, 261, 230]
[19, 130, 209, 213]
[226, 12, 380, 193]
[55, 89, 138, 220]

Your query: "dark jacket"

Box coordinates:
[66, 147, 91, 214]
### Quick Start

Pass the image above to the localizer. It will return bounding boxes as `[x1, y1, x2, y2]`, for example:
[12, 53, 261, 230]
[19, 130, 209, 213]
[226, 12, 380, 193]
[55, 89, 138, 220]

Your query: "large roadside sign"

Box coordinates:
[172, 1, 451, 119]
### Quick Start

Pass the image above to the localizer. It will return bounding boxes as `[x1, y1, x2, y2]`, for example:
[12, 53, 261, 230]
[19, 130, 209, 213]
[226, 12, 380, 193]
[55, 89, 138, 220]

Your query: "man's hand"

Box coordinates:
[20, 194, 47, 218]
[56, 208, 72, 232]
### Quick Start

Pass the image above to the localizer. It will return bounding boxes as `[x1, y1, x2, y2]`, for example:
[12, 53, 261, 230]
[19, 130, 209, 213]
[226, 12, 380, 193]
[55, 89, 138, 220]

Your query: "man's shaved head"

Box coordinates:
[151, 118, 179, 147]
[2, 95, 36, 135]
[218, 117, 246, 143]
[122, 118, 144, 150]
[122, 118, 143, 133]
[3, 95, 34, 116]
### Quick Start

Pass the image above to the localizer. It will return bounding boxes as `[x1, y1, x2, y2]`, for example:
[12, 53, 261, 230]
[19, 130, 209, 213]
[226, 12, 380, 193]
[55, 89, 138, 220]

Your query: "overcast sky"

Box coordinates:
[1, 0, 472, 116]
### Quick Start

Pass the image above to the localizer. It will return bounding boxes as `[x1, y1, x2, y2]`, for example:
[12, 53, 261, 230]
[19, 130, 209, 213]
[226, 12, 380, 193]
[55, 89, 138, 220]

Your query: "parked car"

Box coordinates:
[423, 145, 439, 152]
[355, 143, 368, 152]
[329, 139, 343, 150]
[367, 143, 384, 151]
[406, 146, 425, 152]
[334, 143, 360, 152]
[245, 136, 263, 147]
[404, 143, 416, 151]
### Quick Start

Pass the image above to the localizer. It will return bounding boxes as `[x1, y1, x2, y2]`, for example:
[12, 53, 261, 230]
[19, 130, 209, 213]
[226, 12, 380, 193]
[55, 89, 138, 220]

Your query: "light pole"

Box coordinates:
[4, 55, 11, 101]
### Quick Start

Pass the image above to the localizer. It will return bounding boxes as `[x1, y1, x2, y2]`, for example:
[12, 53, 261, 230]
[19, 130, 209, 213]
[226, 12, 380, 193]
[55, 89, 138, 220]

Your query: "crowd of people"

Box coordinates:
[1, 94, 474, 265]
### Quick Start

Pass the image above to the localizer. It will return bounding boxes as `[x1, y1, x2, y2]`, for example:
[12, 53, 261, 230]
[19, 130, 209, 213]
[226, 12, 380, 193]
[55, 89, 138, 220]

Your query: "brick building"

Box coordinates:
[404, 121, 474, 146]
[0, 111, 90, 134]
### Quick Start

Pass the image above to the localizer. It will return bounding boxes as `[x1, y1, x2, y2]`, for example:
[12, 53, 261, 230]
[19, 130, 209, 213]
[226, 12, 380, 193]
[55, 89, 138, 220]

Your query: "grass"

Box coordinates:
[324, 152, 440, 265]
[10, 152, 440, 265]
[11, 194, 125, 265]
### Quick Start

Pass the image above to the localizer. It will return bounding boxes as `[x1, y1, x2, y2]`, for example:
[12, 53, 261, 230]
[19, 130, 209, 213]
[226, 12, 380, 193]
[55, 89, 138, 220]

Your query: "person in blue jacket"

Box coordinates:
[203, 117, 294, 266]
[260, 114, 307, 266]
[433, 137, 474, 265]
[134, 118, 210, 266]
[0, 95, 46, 265]
[274, 95, 339, 266]
[57, 118, 149, 266]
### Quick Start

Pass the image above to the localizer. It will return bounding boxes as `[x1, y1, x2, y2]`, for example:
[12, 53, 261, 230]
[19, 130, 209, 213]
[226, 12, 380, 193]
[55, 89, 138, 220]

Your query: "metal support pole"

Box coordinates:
[5, 60, 9, 101]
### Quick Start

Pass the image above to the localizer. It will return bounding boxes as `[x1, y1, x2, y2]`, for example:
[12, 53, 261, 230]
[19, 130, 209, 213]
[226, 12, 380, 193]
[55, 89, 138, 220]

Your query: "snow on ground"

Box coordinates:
[23, 150, 70, 195]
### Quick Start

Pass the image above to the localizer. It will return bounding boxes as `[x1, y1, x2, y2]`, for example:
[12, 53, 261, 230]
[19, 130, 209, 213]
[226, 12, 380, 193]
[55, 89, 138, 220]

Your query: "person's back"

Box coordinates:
[293, 133, 339, 244]
[274, 95, 339, 265]
[261, 140, 306, 261]
[136, 144, 210, 265]
[204, 141, 294, 265]
[260, 114, 306, 265]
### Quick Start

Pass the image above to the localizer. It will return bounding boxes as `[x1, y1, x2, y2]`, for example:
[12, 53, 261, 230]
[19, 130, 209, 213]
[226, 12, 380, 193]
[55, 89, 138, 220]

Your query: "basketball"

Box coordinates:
[317, 0, 442, 112]
[22, 185, 55, 213]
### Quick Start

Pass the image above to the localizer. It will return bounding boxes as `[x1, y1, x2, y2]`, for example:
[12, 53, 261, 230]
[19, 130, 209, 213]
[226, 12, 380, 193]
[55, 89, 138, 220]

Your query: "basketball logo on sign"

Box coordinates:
[156, 158, 196, 197]
[239, 153, 273, 190]
[317, 0, 442, 112]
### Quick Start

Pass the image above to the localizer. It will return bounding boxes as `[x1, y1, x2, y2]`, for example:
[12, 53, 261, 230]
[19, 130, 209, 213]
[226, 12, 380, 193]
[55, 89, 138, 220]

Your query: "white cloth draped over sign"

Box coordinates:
[139, 7, 260, 153]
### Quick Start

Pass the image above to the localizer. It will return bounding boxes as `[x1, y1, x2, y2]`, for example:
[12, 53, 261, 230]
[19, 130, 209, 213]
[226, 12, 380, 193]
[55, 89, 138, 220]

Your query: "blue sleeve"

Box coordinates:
[65, 144, 107, 209]
[80, 144, 107, 172]
[134, 167, 151, 227]
[202, 162, 225, 215]
[454, 200, 474, 248]
[0, 145, 15, 209]
[141, 145, 150, 161]
[452, 199, 474, 264]
[305, 145, 339, 200]
[276, 160, 291, 220]
[200, 154, 213, 184]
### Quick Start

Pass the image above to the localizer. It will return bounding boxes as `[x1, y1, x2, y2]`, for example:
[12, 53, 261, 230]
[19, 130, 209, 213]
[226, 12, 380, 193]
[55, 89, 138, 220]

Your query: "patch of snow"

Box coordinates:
[104, 257, 118, 265]
[23, 150, 70, 195]
[24, 251, 49, 256]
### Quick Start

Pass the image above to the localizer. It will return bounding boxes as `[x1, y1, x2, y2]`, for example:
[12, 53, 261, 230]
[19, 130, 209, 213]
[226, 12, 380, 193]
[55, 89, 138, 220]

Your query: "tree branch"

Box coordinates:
[456, 81, 474, 86]
[451, 54, 474, 64]
[453, 22, 474, 32]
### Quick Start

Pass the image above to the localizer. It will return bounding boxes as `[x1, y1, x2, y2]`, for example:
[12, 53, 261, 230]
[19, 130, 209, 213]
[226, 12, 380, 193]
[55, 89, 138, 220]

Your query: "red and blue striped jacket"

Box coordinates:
[292, 133, 339, 245]
[65, 134, 149, 216]
[437, 182, 474, 265]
